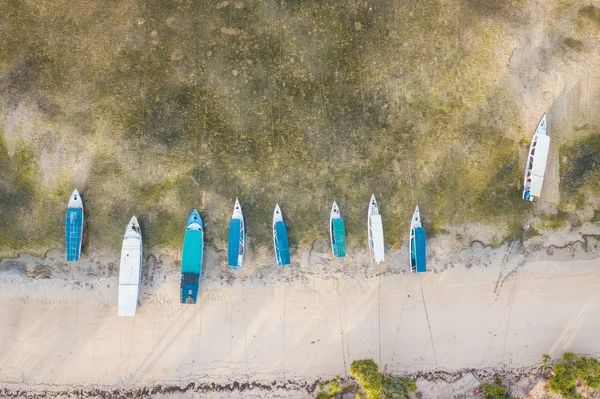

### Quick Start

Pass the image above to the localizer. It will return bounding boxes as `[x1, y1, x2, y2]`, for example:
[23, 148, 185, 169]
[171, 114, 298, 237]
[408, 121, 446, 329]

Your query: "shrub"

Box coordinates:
[350, 359, 383, 399]
[546, 352, 600, 398]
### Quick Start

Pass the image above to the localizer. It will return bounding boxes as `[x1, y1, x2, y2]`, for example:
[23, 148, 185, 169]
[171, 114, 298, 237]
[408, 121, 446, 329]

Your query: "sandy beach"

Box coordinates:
[1, 228, 600, 397]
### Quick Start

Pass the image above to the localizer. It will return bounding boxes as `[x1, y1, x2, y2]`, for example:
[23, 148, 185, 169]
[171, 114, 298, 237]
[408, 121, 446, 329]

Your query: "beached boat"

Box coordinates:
[522, 114, 550, 201]
[227, 198, 245, 271]
[409, 205, 427, 273]
[180, 209, 204, 304]
[368, 194, 385, 264]
[329, 201, 346, 258]
[118, 216, 143, 317]
[65, 189, 84, 262]
[273, 204, 290, 268]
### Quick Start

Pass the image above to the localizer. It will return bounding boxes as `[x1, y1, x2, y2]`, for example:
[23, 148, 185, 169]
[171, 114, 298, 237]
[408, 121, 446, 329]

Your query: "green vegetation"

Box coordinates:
[559, 134, 600, 210]
[579, 5, 600, 28]
[347, 359, 416, 399]
[315, 377, 344, 399]
[351, 359, 383, 399]
[547, 352, 600, 398]
[543, 353, 552, 372]
[481, 375, 516, 399]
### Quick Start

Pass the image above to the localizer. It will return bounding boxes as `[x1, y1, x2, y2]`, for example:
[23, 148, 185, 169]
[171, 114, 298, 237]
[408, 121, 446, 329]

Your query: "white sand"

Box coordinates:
[1, 233, 600, 397]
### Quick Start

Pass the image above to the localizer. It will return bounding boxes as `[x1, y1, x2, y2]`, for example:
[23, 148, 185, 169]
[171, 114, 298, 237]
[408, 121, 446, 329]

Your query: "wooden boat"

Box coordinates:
[273, 204, 290, 268]
[368, 194, 385, 264]
[65, 189, 83, 262]
[180, 209, 204, 304]
[522, 114, 550, 201]
[409, 205, 427, 273]
[118, 216, 143, 317]
[227, 198, 245, 271]
[329, 201, 346, 258]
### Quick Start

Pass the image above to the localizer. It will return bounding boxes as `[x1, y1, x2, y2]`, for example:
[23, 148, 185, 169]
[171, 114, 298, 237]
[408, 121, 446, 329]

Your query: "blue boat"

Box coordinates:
[227, 198, 245, 271]
[180, 209, 204, 304]
[273, 204, 290, 268]
[65, 189, 83, 261]
[329, 201, 346, 258]
[410, 206, 427, 273]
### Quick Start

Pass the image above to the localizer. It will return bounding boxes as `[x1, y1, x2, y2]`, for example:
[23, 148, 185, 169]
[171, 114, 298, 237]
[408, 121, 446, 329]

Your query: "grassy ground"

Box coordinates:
[0, 0, 597, 257]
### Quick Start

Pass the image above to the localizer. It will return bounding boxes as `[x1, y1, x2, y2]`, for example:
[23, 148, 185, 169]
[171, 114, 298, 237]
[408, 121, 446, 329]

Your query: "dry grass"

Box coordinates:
[0, 0, 598, 256]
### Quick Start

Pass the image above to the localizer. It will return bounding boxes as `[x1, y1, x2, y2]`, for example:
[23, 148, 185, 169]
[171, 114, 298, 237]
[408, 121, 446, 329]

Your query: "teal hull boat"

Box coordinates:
[65, 189, 83, 261]
[181, 209, 204, 304]
[273, 204, 290, 268]
[410, 206, 427, 273]
[329, 201, 346, 258]
[227, 198, 245, 271]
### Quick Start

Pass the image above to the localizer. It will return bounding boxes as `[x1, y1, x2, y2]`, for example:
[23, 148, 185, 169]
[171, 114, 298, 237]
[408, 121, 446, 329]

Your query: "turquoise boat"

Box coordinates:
[180, 209, 204, 304]
[227, 198, 245, 271]
[273, 204, 290, 268]
[410, 206, 427, 273]
[329, 201, 346, 258]
[65, 189, 83, 261]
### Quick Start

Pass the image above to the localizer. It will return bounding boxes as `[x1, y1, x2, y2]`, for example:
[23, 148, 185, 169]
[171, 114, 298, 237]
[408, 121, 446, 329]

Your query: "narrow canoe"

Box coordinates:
[65, 189, 83, 262]
[368, 194, 385, 264]
[410, 206, 427, 273]
[118, 216, 143, 317]
[227, 198, 245, 271]
[330, 201, 346, 258]
[273, 204, 290, 268]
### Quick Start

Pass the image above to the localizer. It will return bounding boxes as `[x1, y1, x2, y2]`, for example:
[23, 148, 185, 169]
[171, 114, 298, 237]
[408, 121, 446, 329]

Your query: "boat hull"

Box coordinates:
[227, 199, 245, 270]
[65, 189, 83, 262]
[181, 210, 203, 304]
[118, 216, 142, 317]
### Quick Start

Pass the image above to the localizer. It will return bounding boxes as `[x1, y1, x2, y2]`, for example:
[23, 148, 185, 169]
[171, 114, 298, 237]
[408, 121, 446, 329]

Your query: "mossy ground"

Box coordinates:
[0, 0, 592, 257]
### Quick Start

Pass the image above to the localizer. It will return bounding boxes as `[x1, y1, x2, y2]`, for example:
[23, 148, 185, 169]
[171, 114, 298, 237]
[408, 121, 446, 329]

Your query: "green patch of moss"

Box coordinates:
[559, 133, 600, 207]
[562, 37, 584, 51]
[541, 212, 569, 230]
[579, 5, 600, 28]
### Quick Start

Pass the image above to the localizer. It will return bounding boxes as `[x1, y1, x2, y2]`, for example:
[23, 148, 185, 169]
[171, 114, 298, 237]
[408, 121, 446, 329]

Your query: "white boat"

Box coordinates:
[273, 204, 290, 268]
[329, 201, 346, 258]
[368, 194, 385, 264]
[409, 205, 427, 273]
[65, 189, 84, 262]
[522, 114, 550, 201]
[227, 198, 245, 270]
[118, 216, 143, 317]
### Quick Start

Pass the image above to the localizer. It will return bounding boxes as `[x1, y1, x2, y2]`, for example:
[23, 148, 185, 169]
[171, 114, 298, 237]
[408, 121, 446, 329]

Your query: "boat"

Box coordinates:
[273, 204, 290, 268]
[368, 194, 385, 264]
[522, 114, 550, 201]
[329, 201, 346, 258]
[65, 189, 84, 262]
[409, 205, 427, 273]
[180, 209, 204, 304]
[118, 216, 143, 317]
[227, 198, 245, 271]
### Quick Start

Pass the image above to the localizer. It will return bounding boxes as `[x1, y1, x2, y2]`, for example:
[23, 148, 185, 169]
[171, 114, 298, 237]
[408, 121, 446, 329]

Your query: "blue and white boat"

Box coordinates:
[523, 114, 550, 201]
[329, 201, 346, 258]
[180, 209, 204, 304]
[273, 204, 290, 268]
[227, 198, 245, 271]
[409, 206, 427, 273]
[65, 189, 84, 262]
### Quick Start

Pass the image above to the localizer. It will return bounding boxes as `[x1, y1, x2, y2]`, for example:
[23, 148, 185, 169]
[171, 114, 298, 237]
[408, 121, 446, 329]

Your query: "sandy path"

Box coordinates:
[1, 241, 600, 392]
